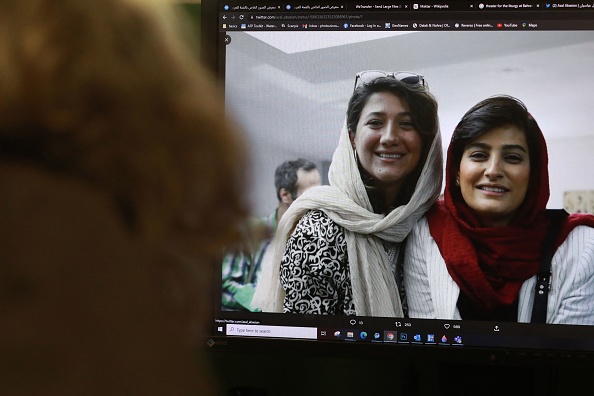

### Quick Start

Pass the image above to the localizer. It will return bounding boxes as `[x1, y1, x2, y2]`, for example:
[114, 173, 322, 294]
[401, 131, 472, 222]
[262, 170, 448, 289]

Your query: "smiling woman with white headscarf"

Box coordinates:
[252, 72, 443, 317]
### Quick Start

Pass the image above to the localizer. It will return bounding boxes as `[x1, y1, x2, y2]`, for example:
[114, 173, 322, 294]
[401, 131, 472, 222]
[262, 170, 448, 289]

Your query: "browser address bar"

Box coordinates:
[251, 13, 364, 20]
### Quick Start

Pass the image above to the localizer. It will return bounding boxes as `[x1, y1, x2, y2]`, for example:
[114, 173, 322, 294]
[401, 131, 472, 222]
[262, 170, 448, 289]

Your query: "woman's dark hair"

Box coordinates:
[449, 95, 542, 179]
[346, 76, 439, 213]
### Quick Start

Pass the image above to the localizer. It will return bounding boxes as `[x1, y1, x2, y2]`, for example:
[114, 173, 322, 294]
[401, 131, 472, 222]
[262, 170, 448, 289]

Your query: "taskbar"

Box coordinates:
[211, 313, 594, 353]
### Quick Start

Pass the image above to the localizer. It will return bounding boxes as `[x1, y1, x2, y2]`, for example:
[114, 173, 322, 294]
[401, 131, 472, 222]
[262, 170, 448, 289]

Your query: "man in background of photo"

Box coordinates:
[222, 158, 321, 311]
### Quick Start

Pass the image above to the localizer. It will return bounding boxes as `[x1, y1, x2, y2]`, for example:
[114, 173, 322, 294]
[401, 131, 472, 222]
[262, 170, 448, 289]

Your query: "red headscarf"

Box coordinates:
[427, 111, 594, 312]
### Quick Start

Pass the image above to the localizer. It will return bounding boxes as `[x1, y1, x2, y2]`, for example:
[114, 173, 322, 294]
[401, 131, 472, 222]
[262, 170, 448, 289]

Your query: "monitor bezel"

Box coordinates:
[199, 0, 594, 369]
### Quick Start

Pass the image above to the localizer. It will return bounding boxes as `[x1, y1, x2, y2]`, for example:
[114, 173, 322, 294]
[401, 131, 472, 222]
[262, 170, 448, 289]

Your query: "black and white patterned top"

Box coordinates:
[279, 209, 403, 315]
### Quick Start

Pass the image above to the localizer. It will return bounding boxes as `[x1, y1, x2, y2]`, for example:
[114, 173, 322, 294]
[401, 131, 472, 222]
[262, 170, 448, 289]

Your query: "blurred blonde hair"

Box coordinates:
[0, 0, 248, 257]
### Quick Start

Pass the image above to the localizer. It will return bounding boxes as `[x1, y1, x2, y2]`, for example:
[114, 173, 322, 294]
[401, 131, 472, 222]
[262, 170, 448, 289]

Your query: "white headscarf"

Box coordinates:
[252, 119, 443, 317]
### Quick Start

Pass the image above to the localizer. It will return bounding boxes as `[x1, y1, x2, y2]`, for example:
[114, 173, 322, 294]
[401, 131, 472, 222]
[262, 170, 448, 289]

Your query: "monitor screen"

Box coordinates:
[202, 0, 594, 368]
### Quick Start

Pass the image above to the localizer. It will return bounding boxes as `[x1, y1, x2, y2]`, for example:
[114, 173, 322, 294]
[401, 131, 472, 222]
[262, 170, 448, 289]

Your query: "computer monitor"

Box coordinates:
[201, 0, 594, 374]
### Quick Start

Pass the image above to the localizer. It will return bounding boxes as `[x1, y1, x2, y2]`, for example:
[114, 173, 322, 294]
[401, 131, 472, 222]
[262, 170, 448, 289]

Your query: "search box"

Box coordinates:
[226, 324, 317, 339]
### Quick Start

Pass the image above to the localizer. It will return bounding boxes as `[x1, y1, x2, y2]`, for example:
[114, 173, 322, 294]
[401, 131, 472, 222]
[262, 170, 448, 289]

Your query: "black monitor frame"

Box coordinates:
[200, 0, 594, 374]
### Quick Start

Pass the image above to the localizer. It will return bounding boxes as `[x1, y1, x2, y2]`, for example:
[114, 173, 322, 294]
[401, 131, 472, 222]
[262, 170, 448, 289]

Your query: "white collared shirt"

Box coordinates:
[404, 216, 594, 325]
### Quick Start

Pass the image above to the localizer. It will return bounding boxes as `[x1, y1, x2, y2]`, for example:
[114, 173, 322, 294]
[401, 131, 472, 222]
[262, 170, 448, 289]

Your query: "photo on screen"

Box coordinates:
[220, 29, 594, 320]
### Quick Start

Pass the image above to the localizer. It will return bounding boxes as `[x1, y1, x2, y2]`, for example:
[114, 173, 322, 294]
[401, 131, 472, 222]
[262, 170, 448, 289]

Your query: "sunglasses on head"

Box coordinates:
[353, 70, 425, 91]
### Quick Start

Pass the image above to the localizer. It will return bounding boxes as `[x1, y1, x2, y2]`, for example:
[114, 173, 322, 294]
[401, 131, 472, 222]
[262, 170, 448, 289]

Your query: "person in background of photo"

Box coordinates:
[221, 158, 321, 311]
[252, 72, 443, 317]
[405, 95, 594, 324]
[0, 0, 247, 394]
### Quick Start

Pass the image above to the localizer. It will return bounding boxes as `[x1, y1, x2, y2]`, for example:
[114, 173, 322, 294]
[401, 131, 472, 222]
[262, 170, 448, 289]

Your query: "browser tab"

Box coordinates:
[477, 2, 543, 9]
[412, 2, 451, 10]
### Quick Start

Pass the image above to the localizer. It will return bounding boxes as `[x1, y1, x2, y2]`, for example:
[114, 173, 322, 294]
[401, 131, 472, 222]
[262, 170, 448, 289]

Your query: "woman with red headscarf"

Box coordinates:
[404, 95, 594, 324]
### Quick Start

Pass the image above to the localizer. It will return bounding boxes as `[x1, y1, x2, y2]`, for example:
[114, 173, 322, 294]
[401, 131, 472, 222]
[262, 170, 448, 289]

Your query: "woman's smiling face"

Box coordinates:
[349, 92, 422, 202]
[458, 124, 531, 227]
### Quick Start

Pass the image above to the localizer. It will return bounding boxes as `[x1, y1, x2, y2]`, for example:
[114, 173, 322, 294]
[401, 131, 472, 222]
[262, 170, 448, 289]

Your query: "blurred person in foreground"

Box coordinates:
[0, 0, 247, 394]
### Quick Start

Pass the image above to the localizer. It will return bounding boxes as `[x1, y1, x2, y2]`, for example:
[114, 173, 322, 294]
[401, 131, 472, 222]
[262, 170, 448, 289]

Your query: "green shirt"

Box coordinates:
[221, 210, 278, 311]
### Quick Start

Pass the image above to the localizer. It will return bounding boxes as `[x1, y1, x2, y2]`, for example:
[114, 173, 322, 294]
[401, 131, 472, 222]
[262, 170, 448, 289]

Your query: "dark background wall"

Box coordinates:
[206, 349, 589, 396]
